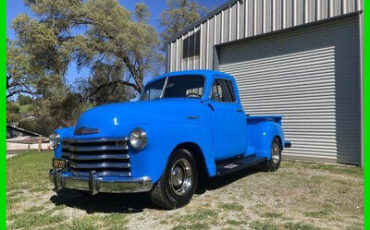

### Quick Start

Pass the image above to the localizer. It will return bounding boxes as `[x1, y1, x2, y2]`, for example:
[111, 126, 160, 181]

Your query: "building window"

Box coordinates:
[183, 31, 200, 59]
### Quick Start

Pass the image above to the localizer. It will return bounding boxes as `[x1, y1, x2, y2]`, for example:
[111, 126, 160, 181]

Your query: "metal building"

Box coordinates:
[166, 0, 364, 165]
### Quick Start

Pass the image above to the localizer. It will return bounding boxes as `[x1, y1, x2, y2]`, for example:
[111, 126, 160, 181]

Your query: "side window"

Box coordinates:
[211, 79, 236, 103]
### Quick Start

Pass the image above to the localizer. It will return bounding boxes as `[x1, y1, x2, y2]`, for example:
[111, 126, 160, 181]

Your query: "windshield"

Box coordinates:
[140, 75, 205, 101]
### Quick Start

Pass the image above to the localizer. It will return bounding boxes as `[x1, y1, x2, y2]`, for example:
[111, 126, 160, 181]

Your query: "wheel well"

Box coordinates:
[173, 142, 209, 178]
[274, 135, 283, 149]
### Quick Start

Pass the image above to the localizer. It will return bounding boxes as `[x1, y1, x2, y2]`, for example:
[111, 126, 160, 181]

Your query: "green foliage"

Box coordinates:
[17, 95, 33, 105]
[6, 102, 21, 125]
[135, 2, 150, 23]
[159, 0, 208, 49]
[7, 0, 162, 134]
[6, 40, 40, 98]
[6, 0, 210, 135]
[11, 0, 160, 95]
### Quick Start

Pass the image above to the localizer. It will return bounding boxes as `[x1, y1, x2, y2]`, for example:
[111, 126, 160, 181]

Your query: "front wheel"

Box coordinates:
[150, 149, 198, 209]
[263, 137, 282, 171]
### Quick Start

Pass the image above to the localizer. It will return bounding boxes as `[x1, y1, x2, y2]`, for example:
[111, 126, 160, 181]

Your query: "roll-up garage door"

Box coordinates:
[218, 16, 360, 164]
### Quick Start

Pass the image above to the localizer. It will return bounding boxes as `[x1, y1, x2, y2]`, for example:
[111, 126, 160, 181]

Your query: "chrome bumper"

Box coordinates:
[49, 169, 153, 195]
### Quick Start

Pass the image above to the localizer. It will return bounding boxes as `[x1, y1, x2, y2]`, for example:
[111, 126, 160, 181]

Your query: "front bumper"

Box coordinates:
[49, 169, 153, 195]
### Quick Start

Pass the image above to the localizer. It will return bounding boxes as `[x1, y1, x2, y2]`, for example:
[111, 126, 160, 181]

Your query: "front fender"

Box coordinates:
[129, 122, 215, 183]
[248, 121, 284, 159]
[53, 127, 75, 159]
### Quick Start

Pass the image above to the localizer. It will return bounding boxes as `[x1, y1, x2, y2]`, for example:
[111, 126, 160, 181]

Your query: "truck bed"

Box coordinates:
[246, 115, 283, 125]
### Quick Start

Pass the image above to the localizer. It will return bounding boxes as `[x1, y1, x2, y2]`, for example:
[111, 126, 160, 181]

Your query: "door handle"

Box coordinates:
[236, 108, 243, 112]
[207, 103, 215, 111]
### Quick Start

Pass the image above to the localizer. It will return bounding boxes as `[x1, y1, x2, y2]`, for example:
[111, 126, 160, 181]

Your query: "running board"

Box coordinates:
[216, 155, 267, 177]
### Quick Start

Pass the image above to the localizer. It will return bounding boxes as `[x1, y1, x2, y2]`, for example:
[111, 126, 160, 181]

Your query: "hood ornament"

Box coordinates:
[74, 127, 100, 135]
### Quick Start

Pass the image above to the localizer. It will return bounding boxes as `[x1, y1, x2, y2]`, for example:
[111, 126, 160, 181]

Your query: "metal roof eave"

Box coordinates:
[167, 0, 240, 44]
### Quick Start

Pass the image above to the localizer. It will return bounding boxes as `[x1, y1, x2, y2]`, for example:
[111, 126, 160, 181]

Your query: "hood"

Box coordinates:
[74, 99, 207, 137]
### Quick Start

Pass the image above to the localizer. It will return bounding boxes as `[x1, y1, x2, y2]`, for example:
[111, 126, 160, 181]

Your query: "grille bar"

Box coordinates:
[69, 170, 131, 177]
[63, 152, 130, 161]
[69, 162, 131, 169]
[63, 138, 128, 144]
[62, 145, 128, 152]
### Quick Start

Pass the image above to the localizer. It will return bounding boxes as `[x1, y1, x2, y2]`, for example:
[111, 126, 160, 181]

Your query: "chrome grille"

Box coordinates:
[61, 138, 131, 177]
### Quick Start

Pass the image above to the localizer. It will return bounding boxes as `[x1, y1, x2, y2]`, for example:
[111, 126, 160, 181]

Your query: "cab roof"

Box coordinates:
[146, 70, 234, 85]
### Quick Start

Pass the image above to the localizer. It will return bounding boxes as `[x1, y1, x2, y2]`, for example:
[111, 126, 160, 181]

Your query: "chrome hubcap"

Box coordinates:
[170, 159, 193, 196]
[272, 142, 281, 164]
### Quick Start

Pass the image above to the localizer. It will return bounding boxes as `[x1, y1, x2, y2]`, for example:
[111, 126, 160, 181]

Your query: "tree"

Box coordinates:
[6, 102, 21, 125]
[17, 95, 33, 105]
[76, 62, 135, 104]
[9, 0, 160, 99]
[7, 0, 162, 134]
[159, 0, 208, 50]
[135, 2, 150, 23]
[6, 40, 39, 98]
[29, 91, 89, 135]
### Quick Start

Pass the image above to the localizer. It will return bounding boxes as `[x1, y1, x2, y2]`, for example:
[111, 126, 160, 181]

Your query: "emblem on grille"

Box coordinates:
[74, 127, 100, 135]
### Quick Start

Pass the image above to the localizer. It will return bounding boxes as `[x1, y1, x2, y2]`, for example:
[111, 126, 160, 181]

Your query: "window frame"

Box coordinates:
[163, 74, 205, 99]
[182, 31, 200, 59]
[209, 78, 237, 103]
[141, 75, 206, 101]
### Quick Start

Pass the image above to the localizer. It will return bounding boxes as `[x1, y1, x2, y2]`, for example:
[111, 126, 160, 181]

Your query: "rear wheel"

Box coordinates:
[263, 137, 281, 171]
[150, 149, 198, 209]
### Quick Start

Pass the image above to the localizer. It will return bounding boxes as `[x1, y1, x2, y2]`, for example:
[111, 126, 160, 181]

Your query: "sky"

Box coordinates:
[7, 0, 228, 84]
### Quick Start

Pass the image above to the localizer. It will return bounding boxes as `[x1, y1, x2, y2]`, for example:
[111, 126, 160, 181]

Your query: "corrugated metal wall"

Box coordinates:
[218, 17, 360, 164]
[167, 0, 362, 72]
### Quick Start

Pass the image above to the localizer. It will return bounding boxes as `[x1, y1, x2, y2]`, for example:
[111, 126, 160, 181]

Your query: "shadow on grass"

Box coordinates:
[196, 166, 260, 194]
[50, 166, 261, 213]
[50, 190, 155, 214]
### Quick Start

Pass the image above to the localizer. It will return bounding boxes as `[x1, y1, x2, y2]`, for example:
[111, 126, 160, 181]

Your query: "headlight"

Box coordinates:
[49, 133, 60, 149]
[129, 128, 147, 150]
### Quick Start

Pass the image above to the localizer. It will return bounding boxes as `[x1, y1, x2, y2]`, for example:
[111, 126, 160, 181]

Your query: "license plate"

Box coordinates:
[53, 158, 67, 169]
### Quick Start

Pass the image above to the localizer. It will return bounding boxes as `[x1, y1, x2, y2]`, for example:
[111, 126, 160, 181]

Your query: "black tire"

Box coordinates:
[263, 137, 282, 172]
[150, 149, 198, 209]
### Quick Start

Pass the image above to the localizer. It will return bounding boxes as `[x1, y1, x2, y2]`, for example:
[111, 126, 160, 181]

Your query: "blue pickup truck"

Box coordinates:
[49, 70, 291, 209]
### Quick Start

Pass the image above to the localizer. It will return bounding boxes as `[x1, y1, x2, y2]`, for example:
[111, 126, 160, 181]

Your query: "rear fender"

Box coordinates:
[248, 121, 284, 159]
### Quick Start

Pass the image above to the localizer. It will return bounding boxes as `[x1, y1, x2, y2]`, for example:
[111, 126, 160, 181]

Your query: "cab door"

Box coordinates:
[209, 78, 247, 160]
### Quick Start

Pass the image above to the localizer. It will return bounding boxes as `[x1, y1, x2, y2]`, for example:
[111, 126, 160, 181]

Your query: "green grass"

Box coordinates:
[283, 222, 323, 230]
[6, 152, 363, 230]
[177, 208, 218, 223]
[171, 208, 218, 230]
[225, 219, 247, 226]
[6, 151, 130, 230]
[287, 160, 363, 177]
[6, 151, 53, 192]
[171, 222, 209, 230]
[249, 220, 279, 230]
[25, 205, 45, 213]
[304, 204, 333, 218]
[259, 211, 283, 219]
[10, 210, 66, 229]
[99, 214, 128, 230]
[219, 202, 244, 211]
